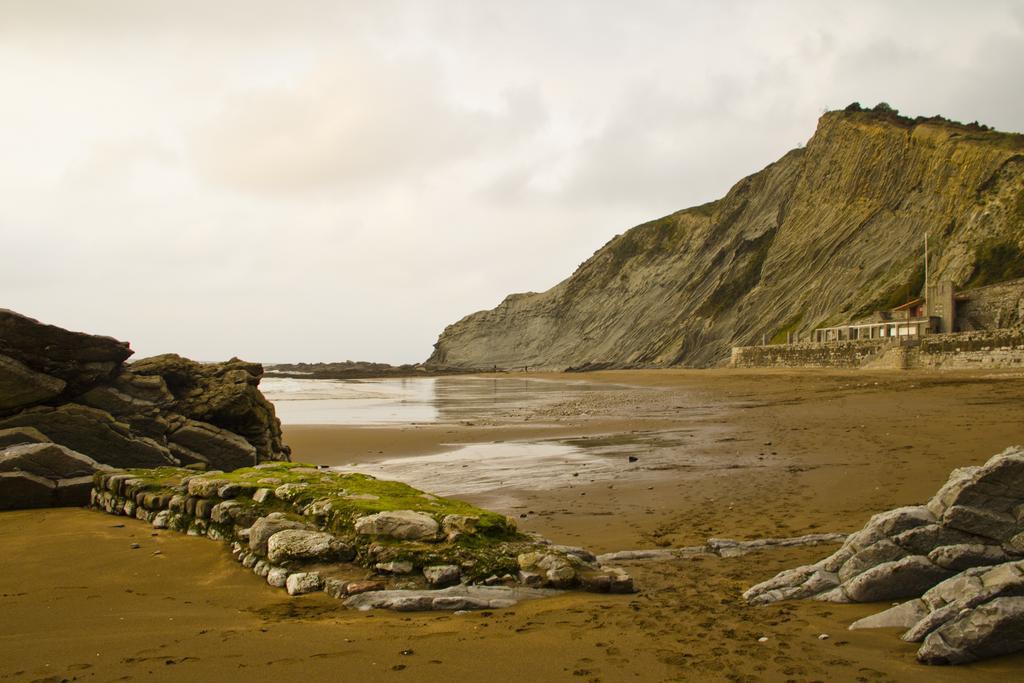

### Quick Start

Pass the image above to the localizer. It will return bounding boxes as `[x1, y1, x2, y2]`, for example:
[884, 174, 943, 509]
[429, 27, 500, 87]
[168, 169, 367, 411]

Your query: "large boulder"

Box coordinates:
[0, 471, 56, 509]
[130, 354, 288, 461]
[0, 442, 109, 509]
[746, 447, 1024, 665]
[0, 442, 109, 479]
[248, 514, 308, 556]
[0, 427, 50, 448]
[0, 404, 172, 468]
[745, 447, 1024, 607]
[0, 354, 66, 412]
[0, 309, 131, 398]
[266, 529, 354, 564]
[354, 510, 440, 541]
[168, 419, 257, 470]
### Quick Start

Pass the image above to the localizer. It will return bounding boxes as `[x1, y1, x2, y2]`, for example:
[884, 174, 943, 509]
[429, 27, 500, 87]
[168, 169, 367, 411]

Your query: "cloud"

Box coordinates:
[188, 49, 546, 194]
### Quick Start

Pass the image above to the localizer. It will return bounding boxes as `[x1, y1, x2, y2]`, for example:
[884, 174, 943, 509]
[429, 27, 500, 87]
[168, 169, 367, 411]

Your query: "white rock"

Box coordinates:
[354, 510, 439, 541]
[286, 572, 324, 596]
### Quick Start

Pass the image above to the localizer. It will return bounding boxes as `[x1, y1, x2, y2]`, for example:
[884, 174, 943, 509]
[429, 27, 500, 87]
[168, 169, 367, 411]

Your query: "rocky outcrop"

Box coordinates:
[848, 560, 1024, 664]
[429, 107, 1024, 369]
[745, 445, 1024, 664]
[89, 463, 635, 610]
[0, 310, 289, 509]
[0, 308, 131, 397]
[0, 441, 112, 509]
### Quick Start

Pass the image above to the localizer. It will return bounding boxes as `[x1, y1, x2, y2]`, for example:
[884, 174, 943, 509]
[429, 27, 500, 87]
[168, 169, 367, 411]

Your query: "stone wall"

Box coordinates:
[915, 329, 1024, 369]
[730, 339, 896, 369]
[731, 329, 1024, 370]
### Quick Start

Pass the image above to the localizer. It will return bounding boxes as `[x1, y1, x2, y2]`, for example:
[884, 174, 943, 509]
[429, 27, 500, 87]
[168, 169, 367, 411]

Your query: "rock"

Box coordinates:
[746, 447, 1024, 613]
[0, 442, 108, 479]
[343, 585, 558, 612]
[0, 309, 131, 396]
[76, 385, 159, 419]
[849, 599, 929, 630]
[355, 510, 439, 541]
[518, 552, 580, 588]
[423, 565, 461, 587]
[0, 471, 56, 509]
[54, 475, 96, 506]
[169, 420, 257, 471]
[918, 596, 1024, 664]
[928, 544, 1009, 572]
[151, 510, 171, 529]
[942, 505, 1017, 542]
[346, 580, 385, 596]
[266, 568, 289, 588]
[274, 482, 310, 501]
[518, 571, 544, 587]
[0, 427, 50, 448]
[130, 354, 289, 462]
[442, 514, 478, 541]
[709, 532, 848, 559]
[186, 477, 231, 498]
[0, 353, 66, 412]
[286, 572, 323, 596]
[838, 539, 908, 583]
[323, 578, 348, 599]
[579, 566, 634, 594]
[248, 514, 307, 556]
[266, 530, 354, 564]
[843, 556, 953, 603]
[0, 404, 172, 468]
[549, 545, 598, 563]
[891, 523, 989, 556]
[376, 561, 414, 575]
[252, 488, 275, 504]
[217, 482, 256, 499]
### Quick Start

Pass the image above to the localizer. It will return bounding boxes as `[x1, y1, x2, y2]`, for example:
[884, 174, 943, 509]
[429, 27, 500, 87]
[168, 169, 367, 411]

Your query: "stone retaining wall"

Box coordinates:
[730, 339, 896, 369]
[915, 329, 1024, 369]
[87, 464, 635, 611]
[731, 329, 1024, 370]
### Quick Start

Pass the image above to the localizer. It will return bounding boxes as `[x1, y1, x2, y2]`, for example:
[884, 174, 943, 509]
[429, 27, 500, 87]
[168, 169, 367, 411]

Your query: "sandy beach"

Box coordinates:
[3, 368, 1024, 681]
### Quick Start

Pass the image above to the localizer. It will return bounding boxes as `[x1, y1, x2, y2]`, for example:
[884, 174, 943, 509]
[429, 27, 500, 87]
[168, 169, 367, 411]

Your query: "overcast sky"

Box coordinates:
[3, 1, 1022, 363]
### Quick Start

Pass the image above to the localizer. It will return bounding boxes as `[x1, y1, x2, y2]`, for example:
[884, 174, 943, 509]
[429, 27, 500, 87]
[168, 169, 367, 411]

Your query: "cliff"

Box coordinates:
[429, 106, 1024, 369]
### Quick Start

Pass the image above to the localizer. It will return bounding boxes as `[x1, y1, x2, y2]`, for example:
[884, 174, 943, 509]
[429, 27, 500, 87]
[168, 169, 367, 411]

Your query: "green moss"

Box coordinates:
[698, 230, 775, 317]
[965, 240, 1024, 289]
[121, 463, 520, 544]
[770, 313, 804, 344]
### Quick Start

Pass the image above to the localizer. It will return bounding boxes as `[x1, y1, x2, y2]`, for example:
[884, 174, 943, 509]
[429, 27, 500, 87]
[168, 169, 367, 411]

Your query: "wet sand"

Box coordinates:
[3, 368, 1024, 681]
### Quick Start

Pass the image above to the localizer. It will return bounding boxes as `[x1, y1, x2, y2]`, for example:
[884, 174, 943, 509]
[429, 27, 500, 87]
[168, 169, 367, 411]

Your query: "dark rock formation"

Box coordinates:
[745, 446, 1024, 664]
[0, 310, 289, 509]
[0, 441, 112, 509]
[0, 309, 131, 397]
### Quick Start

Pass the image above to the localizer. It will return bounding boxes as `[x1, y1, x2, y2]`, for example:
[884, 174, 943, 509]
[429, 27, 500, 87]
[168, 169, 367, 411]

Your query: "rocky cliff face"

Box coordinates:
[429, 108, 1024, 369]
[0, 310, 289, 509]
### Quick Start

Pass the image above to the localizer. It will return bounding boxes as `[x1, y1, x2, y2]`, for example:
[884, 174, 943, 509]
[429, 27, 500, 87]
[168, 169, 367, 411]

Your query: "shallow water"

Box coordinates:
[266, 376, 647, 494]
[262, 375, 622, 425]
[353, 440, 626, 497]
[261, 377, 439, 424]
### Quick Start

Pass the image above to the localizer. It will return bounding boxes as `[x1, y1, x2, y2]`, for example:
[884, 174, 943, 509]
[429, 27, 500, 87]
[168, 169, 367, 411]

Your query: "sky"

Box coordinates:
[3, 1, 1023, 364]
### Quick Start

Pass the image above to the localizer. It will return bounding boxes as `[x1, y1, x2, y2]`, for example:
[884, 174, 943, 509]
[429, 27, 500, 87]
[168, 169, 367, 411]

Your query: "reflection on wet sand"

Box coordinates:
[262, 375, 627, 425]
